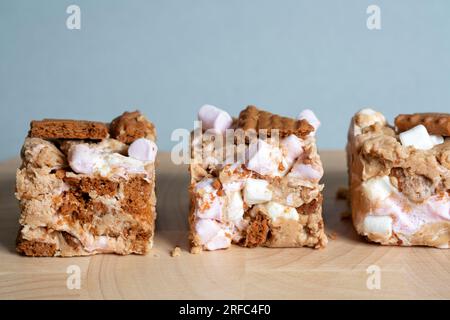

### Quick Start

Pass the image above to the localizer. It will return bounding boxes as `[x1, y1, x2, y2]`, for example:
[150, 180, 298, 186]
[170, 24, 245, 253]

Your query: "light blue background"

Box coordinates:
[1, 0, 450, 160]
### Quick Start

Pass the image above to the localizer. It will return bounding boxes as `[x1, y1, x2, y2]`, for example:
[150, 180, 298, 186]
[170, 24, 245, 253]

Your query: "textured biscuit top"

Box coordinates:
[110, 111, 156, 144]
[237, 106, 314, 138]
[30, 119, 109, 140]
[395, 113, 450, 137]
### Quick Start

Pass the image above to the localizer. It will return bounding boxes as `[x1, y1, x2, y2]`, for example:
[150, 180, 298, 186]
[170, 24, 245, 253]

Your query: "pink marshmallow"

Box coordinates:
[246, 139, 282, 176]
[68, 144, 99, 174]
[205, 229, 231, 250]
[281, 135, 304, 162]
[373, 193, 450, 236]
[128, 138, 158, 162]
[195, 178, 215, 192]
[298, 109, 320, 131]
[198, 104, 233, 134]
[195, 195, 223, 220]
[289, 163, 323, 181]
[195, 219, 222, 244]
[195, 219, 231, 250]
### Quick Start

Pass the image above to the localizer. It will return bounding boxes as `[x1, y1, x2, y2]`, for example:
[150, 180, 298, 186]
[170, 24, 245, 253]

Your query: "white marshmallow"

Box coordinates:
[430, 135, 444, 146]
[196, 196, 223, 220]
[195, 219, 221, 244]
[194, 179, 224, 220]
[68, 144, 146, 177]
[263, 202, 299, 221]
[195, 178, 215, 193]
[288, 163, 323, 182]
[356, 108, 386, 125]
[358, 108, 377, 116]
[198, 104, 233, 134]
[243, 178, 272, 205]
[362, 176, 396, 202]
[363, 215, 393, 237]
[298, 109, 320, 131]
[195, 219, 231, 250]
[68, 144, 99, 174]
[280, 135, 304, 164]
[352, 108, 386, 136]
[224, 191, 244, 222]
[95, 153, 146, 177]
[205, 229, 231, 250]
[246, 139, 283, 176]
[128, 138, 157, 162]
[222, 181, 244, 193]
[399, 125, 434, 150]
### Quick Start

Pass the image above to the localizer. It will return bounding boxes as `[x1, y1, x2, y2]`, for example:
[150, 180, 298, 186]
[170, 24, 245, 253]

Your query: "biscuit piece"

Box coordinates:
[238, 105, 314, 138]
[30, 119, 109, 140]
[16, 112, 157, 257]
[347, 109, 450, 248]
[110, 111, 156, 144]
[395, 113, 450, 136]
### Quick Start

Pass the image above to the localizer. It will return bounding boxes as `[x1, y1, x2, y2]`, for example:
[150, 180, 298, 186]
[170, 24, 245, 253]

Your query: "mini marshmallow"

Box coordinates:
[243, 178, 272, 205]
[195, 219, 222, 244]
[195, 178, 215, 193]
[68, 143, 148, 177]
[356, 108, 386, 124]
[363, 215, 393, 237]
[95, 153, 146, 177]
[205, 229, 232, 250]
[246, 139, 283, 176]
[128, 138, 157, 162]
[222, 181, 244, 193]
[194, 178, 224, 220]
[288, 163, 323, 182]
[430, 135, 444, 146]
[281, 135, 304, 164]
[224, 191, 244, 222]
[298, 109, 320, 131]
[263, 201, 299, 221]
[68, 144, 100, 174]
[352, 108, 386, 136]
[399, 125, 434, 150]
[362, 176, 396, 202]
[195, 193, 223, 221]
[195, 219, 231, 250]
[198, 104, 233, 134]
[358, 108, 377, 116]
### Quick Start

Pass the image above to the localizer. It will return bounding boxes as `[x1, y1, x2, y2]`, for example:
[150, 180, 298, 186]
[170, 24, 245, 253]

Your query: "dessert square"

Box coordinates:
[189, 105, 327, 252]
[16, 111, 158, 256]
[347, 109, 450, 248]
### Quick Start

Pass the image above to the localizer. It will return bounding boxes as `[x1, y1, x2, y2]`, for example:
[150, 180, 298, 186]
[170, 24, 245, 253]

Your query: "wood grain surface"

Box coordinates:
[0, 151, 449, 299]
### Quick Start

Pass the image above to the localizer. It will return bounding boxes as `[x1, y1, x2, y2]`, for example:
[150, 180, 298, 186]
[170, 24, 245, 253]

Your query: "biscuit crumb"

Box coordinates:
[190, 246, 202, 254]
[327, 232, 338, 240]
[171, 246, 181, 257]
[336, 187, 349, 200]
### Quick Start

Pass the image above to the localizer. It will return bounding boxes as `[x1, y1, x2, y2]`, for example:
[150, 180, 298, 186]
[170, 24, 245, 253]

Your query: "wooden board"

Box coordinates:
[0, 151, 449, 300]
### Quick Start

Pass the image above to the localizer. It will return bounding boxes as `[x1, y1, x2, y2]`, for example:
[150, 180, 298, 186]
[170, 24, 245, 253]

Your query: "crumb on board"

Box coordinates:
[190, 246, 201, 255]
[336, 187, 349, 200]
[327, 232, 338, 240]
[170, 246, 181, 257]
